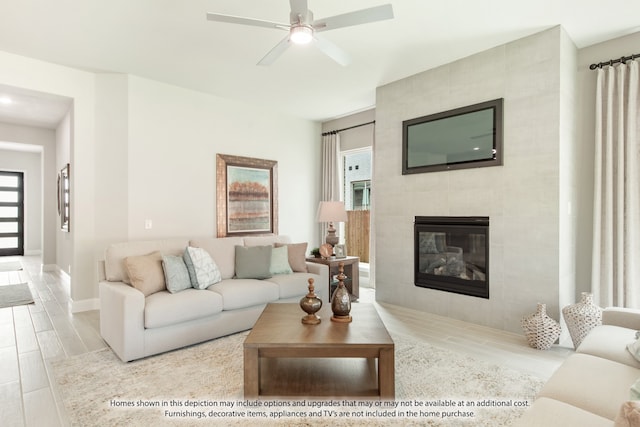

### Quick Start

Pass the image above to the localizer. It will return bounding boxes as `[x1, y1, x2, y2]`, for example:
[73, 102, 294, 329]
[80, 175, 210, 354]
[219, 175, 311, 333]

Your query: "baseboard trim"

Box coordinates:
[39, 265, 96, 312]
[41, 263, 57, 272]
[71, 298, 100, 313]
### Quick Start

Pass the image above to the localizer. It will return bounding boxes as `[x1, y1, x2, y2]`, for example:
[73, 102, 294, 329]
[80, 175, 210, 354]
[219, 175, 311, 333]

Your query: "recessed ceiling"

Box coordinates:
[0, 0, 638, 122]
[0, 84, 71, 130]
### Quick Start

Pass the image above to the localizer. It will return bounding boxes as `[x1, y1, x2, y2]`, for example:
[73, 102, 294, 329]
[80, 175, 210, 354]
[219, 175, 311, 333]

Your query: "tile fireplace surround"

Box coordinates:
[374, 27, 576, 336]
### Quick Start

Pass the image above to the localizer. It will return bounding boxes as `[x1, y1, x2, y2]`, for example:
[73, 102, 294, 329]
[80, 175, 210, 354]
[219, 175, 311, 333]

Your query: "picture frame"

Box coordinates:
[216, 154, 278, 237]
[334, 244, 347, 258]
[58, 163, 70, 232]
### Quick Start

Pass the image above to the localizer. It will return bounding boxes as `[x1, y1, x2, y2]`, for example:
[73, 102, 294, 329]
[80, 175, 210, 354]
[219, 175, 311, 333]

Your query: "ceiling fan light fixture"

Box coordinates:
[290, 25, 313, 45]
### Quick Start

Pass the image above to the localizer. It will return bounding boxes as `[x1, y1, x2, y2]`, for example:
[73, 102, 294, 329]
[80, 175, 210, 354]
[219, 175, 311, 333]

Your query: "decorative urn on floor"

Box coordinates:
[562, 292, 602, 349]
[521, 303, 561, 350]
[300, 278, 322, 325]
[331, 262, 352, 323]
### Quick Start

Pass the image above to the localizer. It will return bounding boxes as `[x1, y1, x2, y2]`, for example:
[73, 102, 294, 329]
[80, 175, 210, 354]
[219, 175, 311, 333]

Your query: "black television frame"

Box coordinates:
[402, 98, 504, 175]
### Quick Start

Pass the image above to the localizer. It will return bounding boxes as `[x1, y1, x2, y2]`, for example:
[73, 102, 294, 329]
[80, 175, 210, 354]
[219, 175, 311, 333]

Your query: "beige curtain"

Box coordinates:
[320, 132, 341, 242]
[592, 60, 640, 308]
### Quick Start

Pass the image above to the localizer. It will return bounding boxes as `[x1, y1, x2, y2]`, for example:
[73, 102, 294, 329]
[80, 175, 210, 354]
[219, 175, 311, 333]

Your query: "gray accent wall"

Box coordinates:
[374, 26, 579, 335]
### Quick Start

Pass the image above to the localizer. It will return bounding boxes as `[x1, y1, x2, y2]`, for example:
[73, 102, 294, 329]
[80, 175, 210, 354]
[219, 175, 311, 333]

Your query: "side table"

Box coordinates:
[306, 256, 359, 300]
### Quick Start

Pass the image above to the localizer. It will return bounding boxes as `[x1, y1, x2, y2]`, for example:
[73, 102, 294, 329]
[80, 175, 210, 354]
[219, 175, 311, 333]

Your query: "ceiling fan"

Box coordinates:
[206, 0, 394, 66]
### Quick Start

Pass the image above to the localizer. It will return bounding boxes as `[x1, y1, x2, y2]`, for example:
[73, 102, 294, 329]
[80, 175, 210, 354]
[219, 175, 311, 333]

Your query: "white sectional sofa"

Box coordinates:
[98, 235, 328, 362]
[516, 307, 640, 426]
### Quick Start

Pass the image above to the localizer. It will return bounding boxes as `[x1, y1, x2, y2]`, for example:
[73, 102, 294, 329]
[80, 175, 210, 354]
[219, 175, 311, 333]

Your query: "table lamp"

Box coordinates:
[316, 201, 348, 246]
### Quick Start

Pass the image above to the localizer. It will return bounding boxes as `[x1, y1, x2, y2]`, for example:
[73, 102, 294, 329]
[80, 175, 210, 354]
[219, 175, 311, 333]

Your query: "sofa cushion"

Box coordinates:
[537, 353, 639, 420]
[267, 272, 322, 300]
[578, 325, 640, 369]
[270, 246, 293, 275]
[207, 278, 279, 310]
[144, 289, 223, 329]
[183, 247, 222, 289]
[124, 252, 166, 296]
[244, 235, 290, 247]
[189, 237, 244, 280]
[105, 238, 189, 283]
[235, 245, 272, 279]
[514, 397, 613, 427]
[275, 242, 308, 272]
[161, 255, 191, 293]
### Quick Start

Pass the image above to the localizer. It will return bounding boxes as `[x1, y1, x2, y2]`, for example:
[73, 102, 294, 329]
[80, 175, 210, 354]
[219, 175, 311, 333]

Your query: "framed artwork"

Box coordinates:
[216, 154, 278, 237]
[58, 163, 70, 232]
[334, 244, 347, 258]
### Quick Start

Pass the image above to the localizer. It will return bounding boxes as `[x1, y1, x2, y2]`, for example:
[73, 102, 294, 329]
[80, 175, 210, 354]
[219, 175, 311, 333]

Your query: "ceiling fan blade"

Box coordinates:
[314, 35, 350, 66]
[314, 4, 394, 32]
[257, 35, 291, 66]
[289, 0, 309, 17]
[206, 13, 288, 30]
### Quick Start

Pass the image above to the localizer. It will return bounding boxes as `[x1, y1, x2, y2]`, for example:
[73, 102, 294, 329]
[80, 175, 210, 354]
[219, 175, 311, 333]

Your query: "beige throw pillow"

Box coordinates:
[275, 242, 308, 272]
[615, 401, 640, 427]
[124, 251, 166, 296]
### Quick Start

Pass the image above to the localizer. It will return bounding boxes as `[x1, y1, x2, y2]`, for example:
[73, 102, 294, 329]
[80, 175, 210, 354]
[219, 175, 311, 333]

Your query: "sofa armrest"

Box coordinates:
[99, 281, 145, 362]
[305, 262, 329, 291]
[602, 307, 640, 330]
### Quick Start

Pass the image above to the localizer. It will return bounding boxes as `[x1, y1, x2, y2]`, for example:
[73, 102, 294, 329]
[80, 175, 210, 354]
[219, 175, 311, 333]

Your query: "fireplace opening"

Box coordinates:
[414, 216, 489, 299]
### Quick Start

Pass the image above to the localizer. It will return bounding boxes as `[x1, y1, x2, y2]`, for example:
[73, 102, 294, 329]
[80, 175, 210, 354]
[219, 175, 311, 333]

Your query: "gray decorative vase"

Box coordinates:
[331, 262, 352, 323]
[521, 303, 561, 350]
[562, 292, 602, 349]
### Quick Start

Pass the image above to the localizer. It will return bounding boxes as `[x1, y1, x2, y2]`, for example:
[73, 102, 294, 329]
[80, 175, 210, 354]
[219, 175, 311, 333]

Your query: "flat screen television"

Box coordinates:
[402, 98, 503, 175]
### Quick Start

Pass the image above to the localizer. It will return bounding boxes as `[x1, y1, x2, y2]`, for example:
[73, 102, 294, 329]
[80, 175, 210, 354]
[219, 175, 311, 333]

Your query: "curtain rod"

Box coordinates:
[322, 120, 375, 136]
[589, 53, 640, 70]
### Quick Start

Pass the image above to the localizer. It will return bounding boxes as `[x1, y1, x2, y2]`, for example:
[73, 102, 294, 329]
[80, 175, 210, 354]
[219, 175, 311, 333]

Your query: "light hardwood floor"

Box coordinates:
[0, 255, 572, 427]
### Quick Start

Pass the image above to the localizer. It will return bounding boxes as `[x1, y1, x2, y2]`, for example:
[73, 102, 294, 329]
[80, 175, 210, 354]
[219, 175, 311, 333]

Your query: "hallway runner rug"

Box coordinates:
[0, 283, 34, 308]
[0, 261, 22, 272]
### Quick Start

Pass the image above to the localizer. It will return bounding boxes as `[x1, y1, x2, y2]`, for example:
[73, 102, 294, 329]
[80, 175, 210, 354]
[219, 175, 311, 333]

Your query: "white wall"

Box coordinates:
[374, 27, 577, 334]
[322, 109, 375, 152]
[0, 146, 41, 253]
[55, 112, 72, 275]
[125, 76, 321, 244]
[0, 123, 56, 258]
[0, 50, 321, 310]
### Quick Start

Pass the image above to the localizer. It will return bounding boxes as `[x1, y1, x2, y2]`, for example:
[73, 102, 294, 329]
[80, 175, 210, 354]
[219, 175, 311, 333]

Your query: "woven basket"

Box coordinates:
[562, 292, 602, 349]
[521, 303, 561, 350]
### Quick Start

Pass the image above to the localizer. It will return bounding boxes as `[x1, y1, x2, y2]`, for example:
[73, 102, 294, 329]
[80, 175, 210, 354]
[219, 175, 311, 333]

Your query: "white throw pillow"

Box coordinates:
[183, 246, 222, 289]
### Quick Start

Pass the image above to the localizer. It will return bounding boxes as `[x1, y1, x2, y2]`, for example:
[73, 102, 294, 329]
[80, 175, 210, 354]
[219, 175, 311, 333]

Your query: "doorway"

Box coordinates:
[0, 171, 24, 256]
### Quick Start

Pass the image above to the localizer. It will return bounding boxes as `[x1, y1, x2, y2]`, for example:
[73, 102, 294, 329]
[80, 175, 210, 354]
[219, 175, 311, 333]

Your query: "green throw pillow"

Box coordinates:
[235, 245, 272, 279]
[270, 245, 293, 275]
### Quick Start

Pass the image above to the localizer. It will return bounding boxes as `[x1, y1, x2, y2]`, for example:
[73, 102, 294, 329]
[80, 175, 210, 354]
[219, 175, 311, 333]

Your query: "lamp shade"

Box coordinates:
[316, 201, 348, 223]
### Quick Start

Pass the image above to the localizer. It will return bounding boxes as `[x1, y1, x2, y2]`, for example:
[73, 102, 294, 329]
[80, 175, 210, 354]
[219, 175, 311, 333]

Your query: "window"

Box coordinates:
[351, 180, 371, 210]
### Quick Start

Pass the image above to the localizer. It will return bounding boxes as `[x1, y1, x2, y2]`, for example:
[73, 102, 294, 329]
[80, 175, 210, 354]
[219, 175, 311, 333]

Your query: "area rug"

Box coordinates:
[0, 283, 34, 308]
[50, 332, 544, 426]
[0, 261, 22, 272]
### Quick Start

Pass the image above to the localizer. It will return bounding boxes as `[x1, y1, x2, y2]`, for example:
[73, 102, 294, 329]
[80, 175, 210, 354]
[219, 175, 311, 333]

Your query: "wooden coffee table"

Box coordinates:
[244, 303, 394, 399]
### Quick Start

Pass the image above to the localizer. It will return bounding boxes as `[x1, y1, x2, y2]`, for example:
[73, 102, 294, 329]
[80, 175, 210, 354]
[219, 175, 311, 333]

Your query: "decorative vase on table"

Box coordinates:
[300, 278, 322, 325]
[521, 303, 561, 350]
[331, 262, 352, 323]
[562, 292, 602, 349]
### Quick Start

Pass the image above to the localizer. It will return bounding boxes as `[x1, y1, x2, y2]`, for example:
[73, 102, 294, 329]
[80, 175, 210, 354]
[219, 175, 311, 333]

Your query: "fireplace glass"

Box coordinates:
[414, 216, 489, 298]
